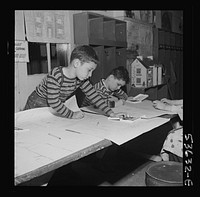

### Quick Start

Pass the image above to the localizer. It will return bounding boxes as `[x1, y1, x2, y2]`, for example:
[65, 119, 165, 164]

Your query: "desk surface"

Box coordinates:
[15, 138, 112, 185]
[15, 100, 175, 185]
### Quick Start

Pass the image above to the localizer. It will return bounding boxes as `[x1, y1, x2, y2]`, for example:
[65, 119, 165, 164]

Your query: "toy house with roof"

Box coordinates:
[130, 57, 160, 88]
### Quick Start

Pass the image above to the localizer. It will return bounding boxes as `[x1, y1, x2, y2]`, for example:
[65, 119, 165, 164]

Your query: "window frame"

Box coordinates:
[27, 42, 70, 75]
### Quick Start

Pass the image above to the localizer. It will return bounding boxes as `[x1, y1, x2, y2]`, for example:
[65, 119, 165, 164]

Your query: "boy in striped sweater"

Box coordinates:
[24, 45, 126, 119]
[82, 66, 129, 108]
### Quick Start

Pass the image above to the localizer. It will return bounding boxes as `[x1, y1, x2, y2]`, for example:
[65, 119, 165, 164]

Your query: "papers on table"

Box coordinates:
[15, 118, 103, 177]
[15, 99, 173, 178]
[127, 94, 149, 103]
[108, 116, 143, 122]
[64, 111, 169, 145]
[113, 100, 176, 119]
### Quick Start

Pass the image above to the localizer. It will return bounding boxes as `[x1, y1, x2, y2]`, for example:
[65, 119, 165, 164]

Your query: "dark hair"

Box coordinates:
[70, 45, 99, 65]
[110, 66, 130, 84]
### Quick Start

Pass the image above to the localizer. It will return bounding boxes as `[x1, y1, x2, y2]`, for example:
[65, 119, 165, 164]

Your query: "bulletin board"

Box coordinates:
[24, 10, 70, 43]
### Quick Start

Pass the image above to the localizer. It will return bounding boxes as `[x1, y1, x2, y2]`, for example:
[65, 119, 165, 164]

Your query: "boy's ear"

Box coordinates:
[110, 74, 117, 81]
[109, 74, 115, 79]
[73, 59, 81, 68]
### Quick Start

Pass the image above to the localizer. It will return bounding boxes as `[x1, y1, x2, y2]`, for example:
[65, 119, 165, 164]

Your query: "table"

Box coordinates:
[15, 100, 176, 186]
[15, 138, 112, 185]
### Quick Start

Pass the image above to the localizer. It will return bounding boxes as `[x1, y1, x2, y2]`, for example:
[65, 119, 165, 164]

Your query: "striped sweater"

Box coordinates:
[35, 66, 113, 118]
[82, 79, 128, 107]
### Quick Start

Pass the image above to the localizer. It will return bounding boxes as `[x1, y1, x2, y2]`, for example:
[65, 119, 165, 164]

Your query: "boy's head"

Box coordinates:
[107, 66, 130, 91]
[70, 45, 99, 81]
[70, 45, 99, 65]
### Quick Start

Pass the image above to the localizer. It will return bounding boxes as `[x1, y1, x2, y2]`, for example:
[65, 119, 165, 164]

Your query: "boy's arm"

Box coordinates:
[171, 99, 183, 106]
[161, 98, 183, 106]
[113, 89, 128, 100]
[80, 80, 113, 116]
[46, 75, 74, 118]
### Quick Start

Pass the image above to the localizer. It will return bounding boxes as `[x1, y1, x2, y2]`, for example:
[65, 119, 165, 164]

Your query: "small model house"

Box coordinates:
[131, 57, 161, 88]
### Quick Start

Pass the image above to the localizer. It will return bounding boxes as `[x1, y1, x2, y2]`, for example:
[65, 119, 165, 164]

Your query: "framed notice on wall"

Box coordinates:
[15, 40, 29, 62]
[23, 10, 70, 43]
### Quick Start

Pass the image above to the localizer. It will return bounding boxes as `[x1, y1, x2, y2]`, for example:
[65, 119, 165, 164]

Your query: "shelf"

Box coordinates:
[117, 16, 154, 27]
[73, 12, 127, 47]
[88, 37, 127, 47]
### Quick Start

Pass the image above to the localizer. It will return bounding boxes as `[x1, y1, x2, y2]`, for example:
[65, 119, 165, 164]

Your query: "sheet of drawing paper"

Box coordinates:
[15, 129, 103, 177]
[15, 146, 54, 177]
[103, 117, 170, 144]
[15, 95, 80, 125]
[113, 100, 176, 118]
[62, 112, 170, 145]
[15, 101, 171, 145]
[15, 100, 171, 177]
[15, 107, 104, 177]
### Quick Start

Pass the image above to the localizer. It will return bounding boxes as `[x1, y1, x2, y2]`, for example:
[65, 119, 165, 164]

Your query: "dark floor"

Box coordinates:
[47, 144, 155, 186]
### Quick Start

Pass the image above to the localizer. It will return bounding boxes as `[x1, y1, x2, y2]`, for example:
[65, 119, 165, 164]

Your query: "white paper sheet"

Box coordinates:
[15, 103, 104, 178]
[15, 146, 54, 177]
[15, 100, 171, 178]
[63, 112, 169, 145]
[113, 100, 176, 118]
[15, 125, 103, 177]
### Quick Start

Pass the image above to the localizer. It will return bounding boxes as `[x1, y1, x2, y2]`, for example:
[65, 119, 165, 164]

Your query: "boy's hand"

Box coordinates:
[72, 111, 84, 119]
[115, 99, 124, 107]
[160, 98, 172, 105]
[153, 100, 164, 109]
[153, 100, 169, 110]
[121, 99, 126, 105]
[127, 96, 134, 101]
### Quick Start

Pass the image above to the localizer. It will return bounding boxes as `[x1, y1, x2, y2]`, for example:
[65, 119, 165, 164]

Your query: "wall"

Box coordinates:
[15, 11, 47, 112]
[14, 11, 45, 112]
[155, 10, 183, 34]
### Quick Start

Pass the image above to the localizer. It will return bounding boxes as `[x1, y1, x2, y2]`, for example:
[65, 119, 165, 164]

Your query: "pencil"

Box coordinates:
[48, 133, 61, 139]
[65, 129, 81, 134]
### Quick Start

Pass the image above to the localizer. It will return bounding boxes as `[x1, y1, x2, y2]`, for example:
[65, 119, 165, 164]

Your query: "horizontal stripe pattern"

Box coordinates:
[80, 80, 113, 115]
[35, 67, 113, 118]
[82, 79, 128, 107]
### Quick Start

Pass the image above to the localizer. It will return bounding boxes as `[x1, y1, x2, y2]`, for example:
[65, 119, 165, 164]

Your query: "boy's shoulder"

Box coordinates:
[49, 66, 62, 75]
[94, 79, 105, 88]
